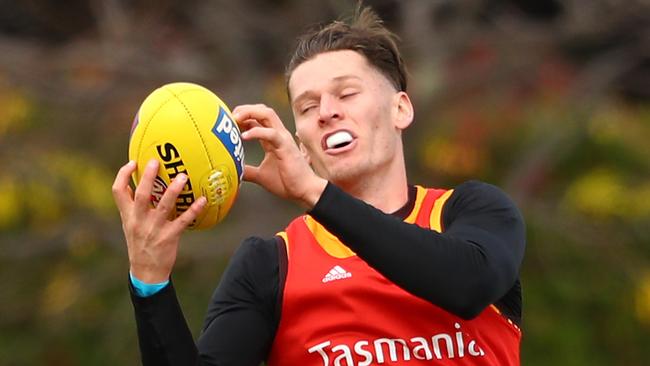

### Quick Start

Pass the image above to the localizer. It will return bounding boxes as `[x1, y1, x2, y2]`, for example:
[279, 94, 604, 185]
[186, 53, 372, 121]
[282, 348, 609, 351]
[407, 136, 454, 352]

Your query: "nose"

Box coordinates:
[318, 94, 342, 125]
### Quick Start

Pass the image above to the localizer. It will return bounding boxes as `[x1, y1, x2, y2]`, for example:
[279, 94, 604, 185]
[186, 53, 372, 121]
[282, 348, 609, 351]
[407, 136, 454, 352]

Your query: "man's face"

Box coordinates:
[288, 50, 410, 186]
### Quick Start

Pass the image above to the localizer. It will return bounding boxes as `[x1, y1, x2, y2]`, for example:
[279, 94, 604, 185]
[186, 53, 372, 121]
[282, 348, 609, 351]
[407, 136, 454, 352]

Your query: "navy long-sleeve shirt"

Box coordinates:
[129, 180, 526, 366]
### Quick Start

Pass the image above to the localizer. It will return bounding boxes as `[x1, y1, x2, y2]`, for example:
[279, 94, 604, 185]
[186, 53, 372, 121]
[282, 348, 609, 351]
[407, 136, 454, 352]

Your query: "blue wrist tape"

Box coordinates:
[129, 272, 170, 297]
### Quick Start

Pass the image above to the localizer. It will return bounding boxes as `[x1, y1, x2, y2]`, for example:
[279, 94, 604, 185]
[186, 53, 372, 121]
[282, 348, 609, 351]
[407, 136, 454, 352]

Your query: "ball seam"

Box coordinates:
[165, 88, 216, 170]
[164, 86, 221, 225]
[135, 92, 179, 171]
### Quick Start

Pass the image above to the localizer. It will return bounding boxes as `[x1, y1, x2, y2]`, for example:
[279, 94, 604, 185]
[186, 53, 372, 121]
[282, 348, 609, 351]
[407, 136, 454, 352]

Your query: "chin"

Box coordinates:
[315, 156, 373, 185]
[324, 166, 368, 188]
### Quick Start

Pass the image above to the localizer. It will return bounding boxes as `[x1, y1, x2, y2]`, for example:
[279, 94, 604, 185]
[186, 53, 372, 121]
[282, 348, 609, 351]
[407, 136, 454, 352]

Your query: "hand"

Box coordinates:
[233, 104, 327, 208]
[111, 159, 207, 283]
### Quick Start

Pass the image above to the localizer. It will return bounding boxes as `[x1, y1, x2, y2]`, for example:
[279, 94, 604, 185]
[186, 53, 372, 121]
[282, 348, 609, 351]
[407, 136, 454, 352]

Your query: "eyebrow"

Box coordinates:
[291, 75, 362, 108]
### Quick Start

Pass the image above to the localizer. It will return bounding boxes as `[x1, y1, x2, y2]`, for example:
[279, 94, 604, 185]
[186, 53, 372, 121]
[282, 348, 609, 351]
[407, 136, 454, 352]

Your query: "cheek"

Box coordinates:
[296, 128, 318, 152]
[369, 118, 398, 151]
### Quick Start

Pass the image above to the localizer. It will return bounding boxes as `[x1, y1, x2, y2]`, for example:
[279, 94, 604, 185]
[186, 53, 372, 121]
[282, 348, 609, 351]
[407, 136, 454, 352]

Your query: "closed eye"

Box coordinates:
[300, 104, 318, 114]
[340, 92, 359, 99]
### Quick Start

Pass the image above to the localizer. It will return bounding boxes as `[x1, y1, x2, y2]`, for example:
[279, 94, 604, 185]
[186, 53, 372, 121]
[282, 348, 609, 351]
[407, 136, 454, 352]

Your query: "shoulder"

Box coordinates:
[212, 235, 284, 309]
[446, 180, 518, 211]
[229, 235, 283, 276]
[204, 235, 285, 335]
[215, 235, 285, 298]
[236, 235, 282, 256]
[442, 180, 524, 227]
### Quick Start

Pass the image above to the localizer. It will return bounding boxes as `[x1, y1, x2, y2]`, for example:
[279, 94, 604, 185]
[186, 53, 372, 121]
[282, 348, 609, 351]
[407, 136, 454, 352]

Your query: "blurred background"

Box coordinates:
[0, 0, 649, 365]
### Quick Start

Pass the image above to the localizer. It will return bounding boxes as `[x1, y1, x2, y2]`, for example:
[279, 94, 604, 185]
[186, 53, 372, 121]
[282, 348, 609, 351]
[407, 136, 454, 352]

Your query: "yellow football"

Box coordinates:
[128, 82, 244, 230]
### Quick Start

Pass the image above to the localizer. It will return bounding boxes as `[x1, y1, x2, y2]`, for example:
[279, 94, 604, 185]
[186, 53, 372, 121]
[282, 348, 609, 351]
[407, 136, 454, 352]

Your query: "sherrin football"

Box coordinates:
[129, 82, 245, 230]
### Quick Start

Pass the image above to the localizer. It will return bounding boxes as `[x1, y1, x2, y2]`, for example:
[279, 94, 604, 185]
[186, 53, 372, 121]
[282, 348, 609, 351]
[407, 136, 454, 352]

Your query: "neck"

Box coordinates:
[336, 158, 409, 214]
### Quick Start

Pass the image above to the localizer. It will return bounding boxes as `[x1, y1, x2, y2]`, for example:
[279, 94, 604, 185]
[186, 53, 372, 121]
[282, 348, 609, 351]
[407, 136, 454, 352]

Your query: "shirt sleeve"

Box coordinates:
[308, 180, 526, 320]
[197, 236, 281, 366]
[130, 271, 170, 297]
[128, 236, 281, 366]
[129, 279, 200, 365]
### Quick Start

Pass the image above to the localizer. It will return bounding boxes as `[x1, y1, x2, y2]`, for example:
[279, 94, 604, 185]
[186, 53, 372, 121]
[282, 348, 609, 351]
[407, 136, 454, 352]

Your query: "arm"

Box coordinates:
[112, 159, 206, 365]
[309, 181, 526, 319]
[113, 160, 278, 365]
[197, 237, 281, 365]
[128, 236, 280, 366]
[129, 280, 199, 365]
[228, 105, 525, 318]
[229, 105, 523, 319]
[130, 238, 279, 366]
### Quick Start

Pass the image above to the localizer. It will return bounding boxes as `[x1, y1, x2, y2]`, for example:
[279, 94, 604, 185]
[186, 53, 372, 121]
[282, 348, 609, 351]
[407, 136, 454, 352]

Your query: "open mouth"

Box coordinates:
[324, 130, 355, 150]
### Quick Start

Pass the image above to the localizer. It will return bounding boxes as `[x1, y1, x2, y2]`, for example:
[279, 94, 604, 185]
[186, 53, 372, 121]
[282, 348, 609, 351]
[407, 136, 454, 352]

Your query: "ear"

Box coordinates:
[295, 133, 312, 165]
[392, 91, 414, 130]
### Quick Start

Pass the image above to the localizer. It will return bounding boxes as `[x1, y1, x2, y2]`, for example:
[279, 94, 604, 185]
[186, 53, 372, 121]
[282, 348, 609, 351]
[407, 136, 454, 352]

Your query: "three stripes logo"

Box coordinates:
[322, 265, 352, 283]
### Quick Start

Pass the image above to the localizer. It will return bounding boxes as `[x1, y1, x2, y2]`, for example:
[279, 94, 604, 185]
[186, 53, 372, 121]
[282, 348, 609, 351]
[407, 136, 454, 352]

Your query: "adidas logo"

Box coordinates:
[322, 265, 352, 283]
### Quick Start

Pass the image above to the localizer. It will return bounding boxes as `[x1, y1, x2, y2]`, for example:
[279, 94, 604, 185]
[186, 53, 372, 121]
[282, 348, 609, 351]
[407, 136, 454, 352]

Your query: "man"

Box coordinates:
[112, 7, 525, 366]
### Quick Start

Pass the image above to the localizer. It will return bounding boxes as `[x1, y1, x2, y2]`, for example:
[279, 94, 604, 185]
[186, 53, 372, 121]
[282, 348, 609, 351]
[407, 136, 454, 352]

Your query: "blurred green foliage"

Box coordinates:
[0, 0, 649, 365]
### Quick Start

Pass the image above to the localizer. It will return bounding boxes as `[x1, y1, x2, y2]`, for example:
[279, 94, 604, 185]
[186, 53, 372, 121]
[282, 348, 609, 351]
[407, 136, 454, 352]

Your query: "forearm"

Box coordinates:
[309, 182, 525, 318]
[129, 280, 199, 366]
[128, 236, 279, 366]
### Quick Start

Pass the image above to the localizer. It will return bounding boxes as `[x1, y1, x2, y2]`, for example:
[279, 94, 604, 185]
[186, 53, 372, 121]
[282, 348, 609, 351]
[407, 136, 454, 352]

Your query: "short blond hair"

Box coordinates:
[286, 6, 407, 93]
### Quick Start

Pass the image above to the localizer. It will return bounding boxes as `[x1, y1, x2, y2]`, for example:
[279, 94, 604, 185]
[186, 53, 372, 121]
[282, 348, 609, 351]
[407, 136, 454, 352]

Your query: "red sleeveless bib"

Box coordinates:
[268, 186, 521, 365]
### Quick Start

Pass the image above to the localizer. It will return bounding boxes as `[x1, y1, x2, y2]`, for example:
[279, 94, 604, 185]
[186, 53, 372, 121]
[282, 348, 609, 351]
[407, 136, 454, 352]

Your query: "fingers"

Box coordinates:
[133, 159, 160, 214]
[152, 173, 188, 224]
[241, 126, 283, 149]
[232, 104, 286, 130]
[237, 118, 262, 132]
[242, 164, 259, 183]
[113, 158, 207, 238]
[112, 160, 137, 213]
[170, 196, 207, 234]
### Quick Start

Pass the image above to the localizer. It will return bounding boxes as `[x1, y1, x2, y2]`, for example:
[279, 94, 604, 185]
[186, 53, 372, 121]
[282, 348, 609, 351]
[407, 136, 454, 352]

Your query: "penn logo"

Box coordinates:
[130, 111, 140, 137]
[150, 176, 168, 205]
[211, 107, 244, 181]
